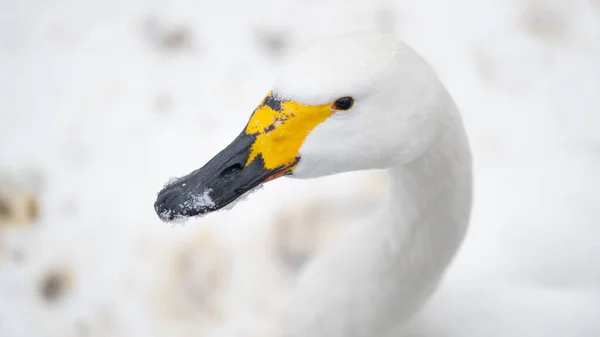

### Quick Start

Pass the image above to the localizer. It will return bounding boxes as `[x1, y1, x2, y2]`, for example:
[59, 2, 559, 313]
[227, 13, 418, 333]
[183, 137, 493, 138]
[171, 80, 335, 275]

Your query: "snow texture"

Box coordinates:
[158, 188, 215, 225]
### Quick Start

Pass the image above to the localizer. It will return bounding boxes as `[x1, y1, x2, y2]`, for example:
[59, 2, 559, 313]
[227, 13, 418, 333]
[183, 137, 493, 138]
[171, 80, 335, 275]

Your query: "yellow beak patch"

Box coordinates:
[244, 92, 336, 170]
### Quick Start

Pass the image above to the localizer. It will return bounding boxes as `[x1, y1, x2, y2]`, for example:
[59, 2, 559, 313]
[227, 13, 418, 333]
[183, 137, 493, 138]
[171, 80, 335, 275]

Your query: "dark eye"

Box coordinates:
[332, 97, 354, 111]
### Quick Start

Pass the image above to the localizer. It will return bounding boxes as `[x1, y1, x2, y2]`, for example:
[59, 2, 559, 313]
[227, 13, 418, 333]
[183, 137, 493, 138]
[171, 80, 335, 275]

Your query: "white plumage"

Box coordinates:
[270, 32, 472, 337]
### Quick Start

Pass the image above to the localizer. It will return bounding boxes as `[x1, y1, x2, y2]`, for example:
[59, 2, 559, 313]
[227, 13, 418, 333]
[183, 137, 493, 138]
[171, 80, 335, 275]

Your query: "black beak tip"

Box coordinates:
[154, 187, 180, 222]
[154, 179, 218, 223]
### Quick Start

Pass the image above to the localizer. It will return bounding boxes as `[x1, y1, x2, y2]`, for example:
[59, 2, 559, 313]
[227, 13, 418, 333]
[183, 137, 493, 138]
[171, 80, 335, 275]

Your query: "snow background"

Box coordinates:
[1, 0, 600, 336]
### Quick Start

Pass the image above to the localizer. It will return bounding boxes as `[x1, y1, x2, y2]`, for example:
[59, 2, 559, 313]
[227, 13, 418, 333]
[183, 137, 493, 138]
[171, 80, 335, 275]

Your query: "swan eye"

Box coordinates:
[332, 97, 354, 111]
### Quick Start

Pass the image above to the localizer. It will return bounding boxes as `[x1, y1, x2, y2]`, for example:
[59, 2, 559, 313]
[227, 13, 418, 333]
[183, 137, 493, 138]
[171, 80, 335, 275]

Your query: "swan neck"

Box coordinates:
[380, 125, 472, 310]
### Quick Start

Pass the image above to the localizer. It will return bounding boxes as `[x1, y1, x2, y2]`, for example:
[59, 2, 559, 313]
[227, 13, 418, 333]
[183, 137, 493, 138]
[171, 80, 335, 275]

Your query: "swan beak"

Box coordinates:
[154, 91, 333, 222]
[154, 130, 298, 222]
[154, 94, 299, 222]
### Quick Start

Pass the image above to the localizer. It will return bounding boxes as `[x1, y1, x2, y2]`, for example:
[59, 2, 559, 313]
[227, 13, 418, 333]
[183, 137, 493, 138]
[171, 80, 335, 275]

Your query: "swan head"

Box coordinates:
[155, 32, 445, 222]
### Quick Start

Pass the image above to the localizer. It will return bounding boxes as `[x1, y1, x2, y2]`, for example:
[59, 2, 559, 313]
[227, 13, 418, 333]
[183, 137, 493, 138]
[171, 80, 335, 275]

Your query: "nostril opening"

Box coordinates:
[219, 163, 243, 179]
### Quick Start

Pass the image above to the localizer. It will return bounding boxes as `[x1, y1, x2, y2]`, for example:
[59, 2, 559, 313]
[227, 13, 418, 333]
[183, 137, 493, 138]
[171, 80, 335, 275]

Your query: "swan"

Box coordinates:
[154, 32, 472, 337]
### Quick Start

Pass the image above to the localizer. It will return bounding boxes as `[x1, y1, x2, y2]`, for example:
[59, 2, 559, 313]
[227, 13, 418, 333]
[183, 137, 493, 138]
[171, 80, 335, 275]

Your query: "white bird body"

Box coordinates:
[274, 34, 473, 336]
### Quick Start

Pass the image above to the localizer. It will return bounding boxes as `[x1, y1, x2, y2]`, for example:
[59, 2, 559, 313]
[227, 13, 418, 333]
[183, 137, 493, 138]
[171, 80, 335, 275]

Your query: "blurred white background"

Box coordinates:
[1, 0, 600, 336]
